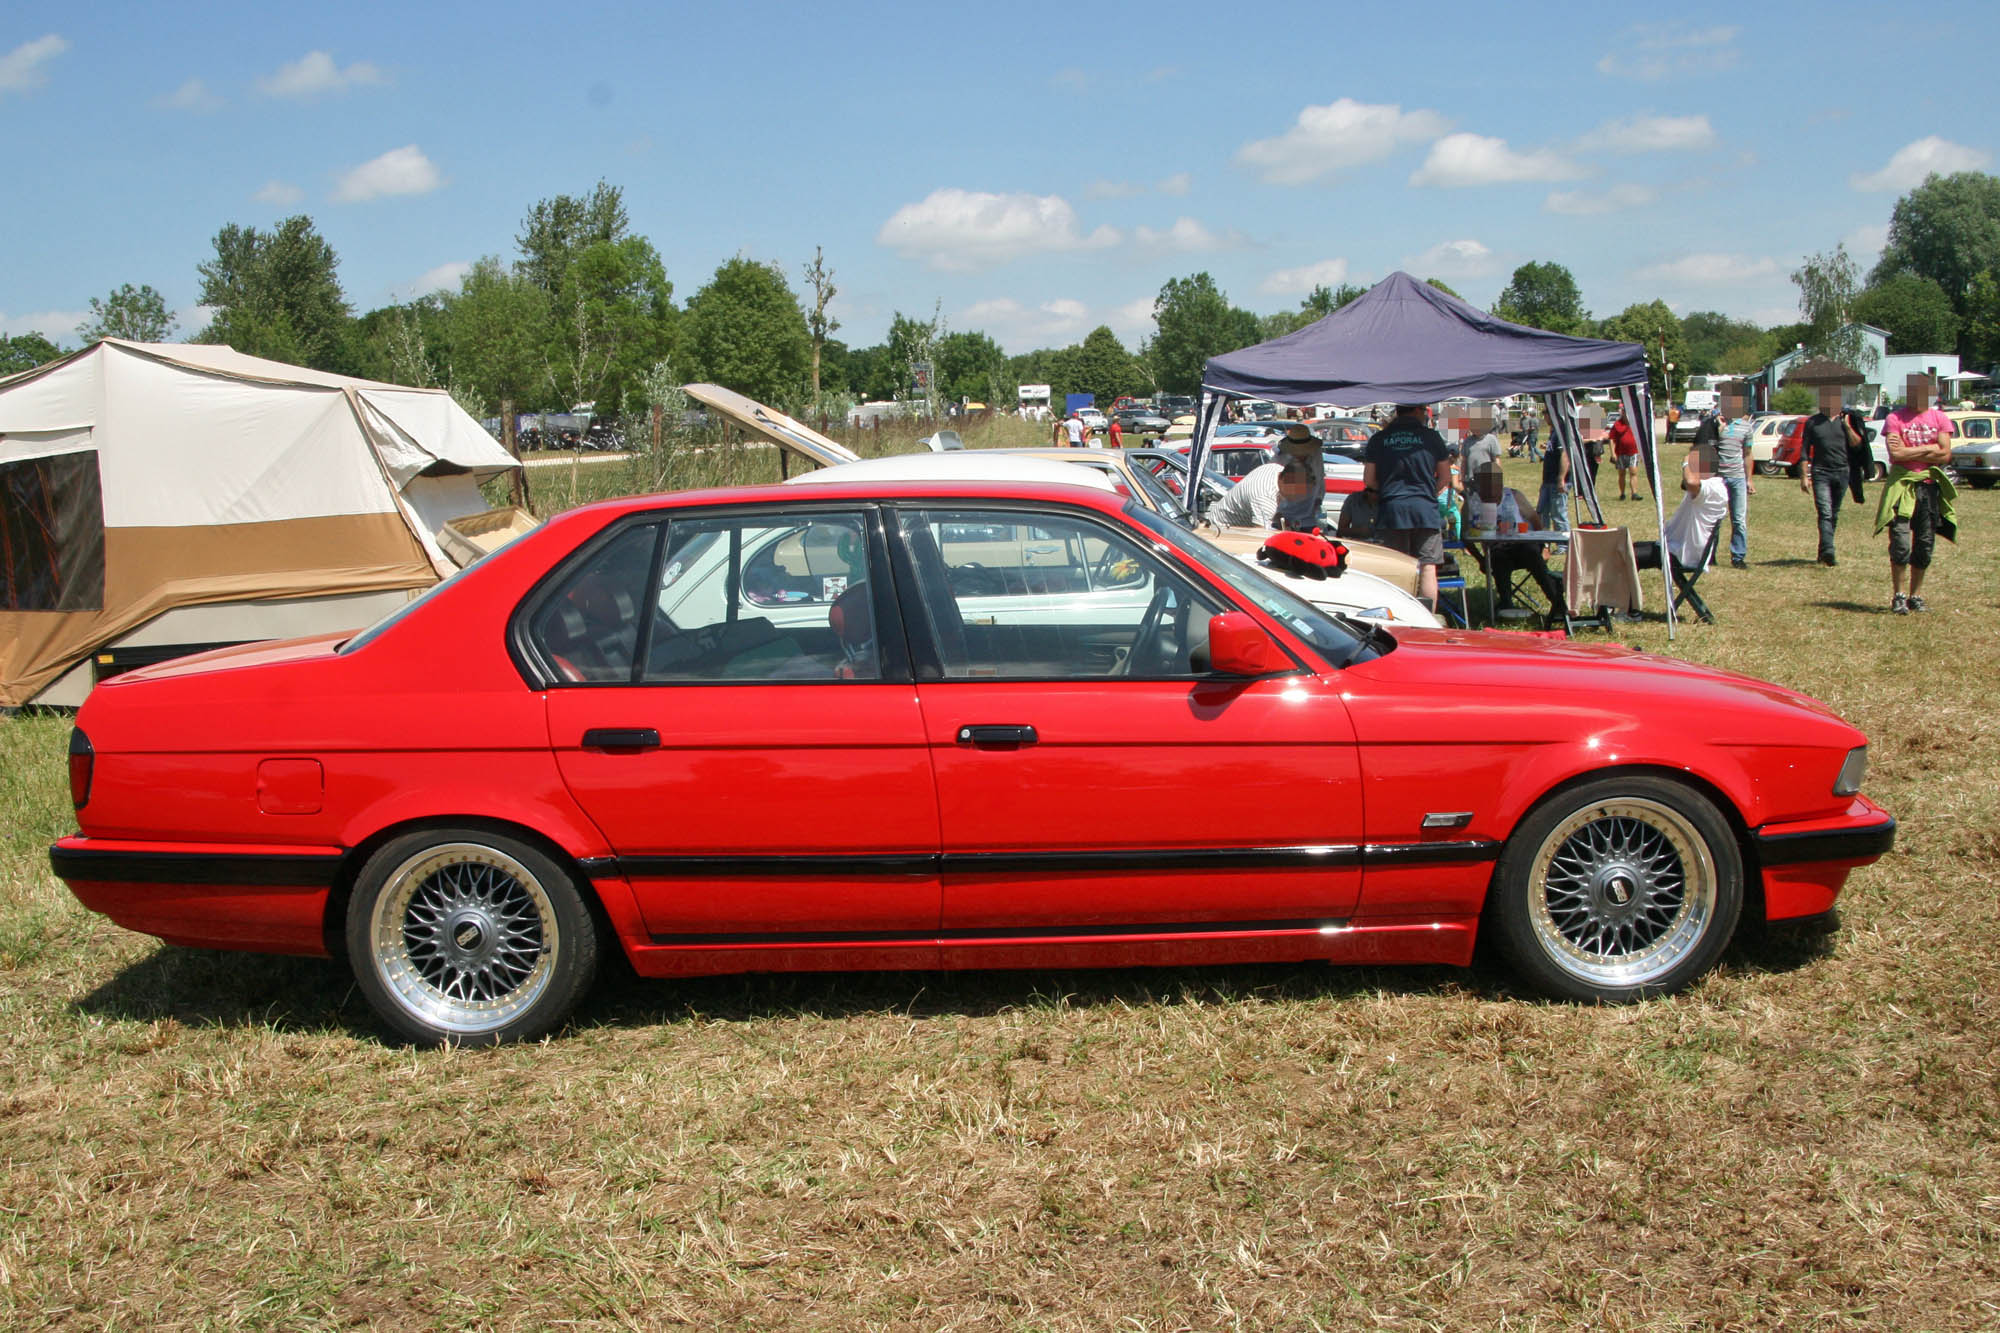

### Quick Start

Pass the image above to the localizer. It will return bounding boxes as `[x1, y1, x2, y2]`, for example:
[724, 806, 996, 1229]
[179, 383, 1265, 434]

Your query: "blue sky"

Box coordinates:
[3, 1, 1993, 356]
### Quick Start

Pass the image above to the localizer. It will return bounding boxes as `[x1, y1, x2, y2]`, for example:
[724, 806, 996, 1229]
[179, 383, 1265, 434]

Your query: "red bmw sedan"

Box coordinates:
[52, 477, 1893, 1045]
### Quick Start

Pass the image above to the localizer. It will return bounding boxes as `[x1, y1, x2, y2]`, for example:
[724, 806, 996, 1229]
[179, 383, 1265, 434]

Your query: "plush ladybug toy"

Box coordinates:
[1256, 530, 1348, 580]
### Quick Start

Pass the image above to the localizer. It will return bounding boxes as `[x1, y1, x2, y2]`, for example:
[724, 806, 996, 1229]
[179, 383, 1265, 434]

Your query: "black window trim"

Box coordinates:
[507, 500, 917, 690]
[883, 498, 1302, 685]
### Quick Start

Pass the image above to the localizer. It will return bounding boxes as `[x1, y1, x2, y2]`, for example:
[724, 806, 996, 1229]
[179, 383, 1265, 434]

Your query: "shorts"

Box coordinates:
[1614, 452, 1638, 470]
[1887, 481, 1941, 569]
[1376, 526, 1445, 566]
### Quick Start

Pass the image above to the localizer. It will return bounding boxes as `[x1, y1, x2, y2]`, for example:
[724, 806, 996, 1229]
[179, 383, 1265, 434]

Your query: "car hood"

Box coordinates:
[681, 383, 861, 469]
[1350, 626, 1855, 738]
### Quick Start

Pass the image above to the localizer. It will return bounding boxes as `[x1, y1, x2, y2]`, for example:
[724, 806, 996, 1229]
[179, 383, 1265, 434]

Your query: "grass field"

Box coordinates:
[2, 467, 1997, 1330]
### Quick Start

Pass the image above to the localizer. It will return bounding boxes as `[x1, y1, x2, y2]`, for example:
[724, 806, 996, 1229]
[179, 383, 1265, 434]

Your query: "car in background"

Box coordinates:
[1076, 407, 1108, 433]
[1746, 414, 1805, 476]
[1127, 447, 1236, 517]
[1113, 405, 1171, 436]
[1314, 418, 1374, 448]
[51, 467, 1894, 1045]
[1947, 411, 2000, 487]
[1157, 394, 1196, 419]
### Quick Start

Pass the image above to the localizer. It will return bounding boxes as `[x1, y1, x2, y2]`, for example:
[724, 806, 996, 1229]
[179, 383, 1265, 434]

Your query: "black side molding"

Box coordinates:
[1753, 818, 1896, 866]
[49, 844, 345, 887]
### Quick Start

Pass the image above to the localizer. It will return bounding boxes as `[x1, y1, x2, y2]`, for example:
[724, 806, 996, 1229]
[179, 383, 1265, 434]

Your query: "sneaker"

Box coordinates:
[1908, 595, 1925, 613]
[1730, 557, 1747, 569]
[1892, 594, 1909, 615]
[1818, 552, 1837, 567]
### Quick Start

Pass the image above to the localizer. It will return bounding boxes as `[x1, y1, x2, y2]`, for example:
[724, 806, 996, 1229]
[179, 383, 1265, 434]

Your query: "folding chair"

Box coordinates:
[1564, 525, 1643, 634]
[1436, 538, 1472, 627]
[1633, 523, 1721, 624]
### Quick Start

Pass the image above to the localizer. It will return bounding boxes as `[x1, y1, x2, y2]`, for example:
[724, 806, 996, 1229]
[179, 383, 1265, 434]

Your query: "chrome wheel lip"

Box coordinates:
[369, 842, 558, 1037]
[1526, 797, 1717, 989]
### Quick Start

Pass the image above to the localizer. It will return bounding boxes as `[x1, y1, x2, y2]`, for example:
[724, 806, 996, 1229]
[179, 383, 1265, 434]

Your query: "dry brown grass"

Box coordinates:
[2, 475, 1997, 1330]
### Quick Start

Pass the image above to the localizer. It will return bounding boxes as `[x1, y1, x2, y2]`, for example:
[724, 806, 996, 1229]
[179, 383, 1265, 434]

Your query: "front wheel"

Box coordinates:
[1487, 777, 1742, 1002]
[347, 828, 600, 1046]
[1755, 459, 1784, 477]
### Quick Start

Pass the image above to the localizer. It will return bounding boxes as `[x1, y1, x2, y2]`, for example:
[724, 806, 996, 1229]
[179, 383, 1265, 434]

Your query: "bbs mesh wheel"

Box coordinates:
[347, 828, 599, 1046]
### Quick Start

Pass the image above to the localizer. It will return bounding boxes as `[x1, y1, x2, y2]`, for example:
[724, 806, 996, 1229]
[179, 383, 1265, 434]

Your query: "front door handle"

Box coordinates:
[957, 724, 1038, 747]
[581, 727, 661, 751]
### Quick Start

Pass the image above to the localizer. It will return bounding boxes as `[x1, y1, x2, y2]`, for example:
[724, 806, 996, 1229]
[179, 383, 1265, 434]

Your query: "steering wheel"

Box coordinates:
[1117, 585, 1173, 676]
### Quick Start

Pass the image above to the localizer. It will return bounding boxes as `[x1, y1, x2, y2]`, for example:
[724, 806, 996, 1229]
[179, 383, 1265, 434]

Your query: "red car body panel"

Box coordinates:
[51, 477, 1892, 990]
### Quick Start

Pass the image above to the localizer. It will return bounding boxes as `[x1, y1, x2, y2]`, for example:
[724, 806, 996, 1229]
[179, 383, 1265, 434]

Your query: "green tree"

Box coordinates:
[1771, 383, 1816, 414]
[1792, 244, 1875, 374]
[516, 180, 629, 299]
[1870, 171, 2000, 337]
[935, 329, 1007, 405]
[1492, 261, 1588, 334]
[845, 343, 890, 400]
[78, 283, 177, 343]
[1853, 273, 1960, 354]
[1424, 278, 1462, 299]
[348, 296, 451, 388]
[1070, 326, 1145, 406]
[1964, 270, 2000, 368]
[1597, 300, 1687, 398]
[446, 257, 553, 412]
[1149, 272, 1236, 393]
[195, 216, 353, 369]
[801, 246, 838, 404]
[552, 234, 677, 411]
[0, 332, 63, 375]
[1680, 310, 1767, 375]
[683, 257, 811, 405]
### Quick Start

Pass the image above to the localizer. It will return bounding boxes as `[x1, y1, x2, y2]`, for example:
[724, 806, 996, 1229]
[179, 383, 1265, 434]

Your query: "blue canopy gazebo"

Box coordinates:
[1189, 272, 1675, 632]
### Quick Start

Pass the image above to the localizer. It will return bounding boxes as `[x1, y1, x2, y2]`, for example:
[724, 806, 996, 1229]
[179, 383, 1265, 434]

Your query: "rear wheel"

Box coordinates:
[347, 828, 599, 1046]
[1488, 777, 1742, 1002]
[1755, 459, 1784, 477]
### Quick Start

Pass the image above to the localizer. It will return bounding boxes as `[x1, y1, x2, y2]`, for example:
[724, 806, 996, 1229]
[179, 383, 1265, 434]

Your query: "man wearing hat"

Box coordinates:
[1274, 421, 1325, 530]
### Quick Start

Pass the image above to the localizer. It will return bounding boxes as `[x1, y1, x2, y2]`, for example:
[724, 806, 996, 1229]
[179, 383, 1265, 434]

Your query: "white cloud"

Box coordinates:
[1410, 133, 1583, 188]
[1405, 239, 1498, 279]
[1157, 172, 1192, 196]
[1577, 114, 1714, 153]
[332, 145, 442, 203]
[958, 296, 1095, 352]
[1134, 218, 1244, 253]
[1843, 222, 1891, 265]
[254, 180, 304, 205]
[1236, 98, 1451, 186]
[1108, 298, 1157, 342]
[877, 189, 1120, 270]
[1086, 179, 1143, 199]
[1544, 183, 1659, 214]
[257, 51, 386, 98]
[1632, 253, 1781, 286]
[156, 77, 222, 112]
[0, 33, 68, 95]
[0, 308, 88, 343]
[1260, 257, 1350, 296]
[1849, 136, 1991, 192]
[393, 261, 472, 300]
[1597, 24, 1740, 81]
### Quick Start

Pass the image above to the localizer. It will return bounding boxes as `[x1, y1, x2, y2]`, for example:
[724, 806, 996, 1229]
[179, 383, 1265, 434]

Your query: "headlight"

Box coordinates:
[1833, 745, 1868, 796]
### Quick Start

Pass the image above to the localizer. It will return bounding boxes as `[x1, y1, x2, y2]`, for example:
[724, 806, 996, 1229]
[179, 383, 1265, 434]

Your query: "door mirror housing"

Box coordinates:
[1204, 612, 1293, 676]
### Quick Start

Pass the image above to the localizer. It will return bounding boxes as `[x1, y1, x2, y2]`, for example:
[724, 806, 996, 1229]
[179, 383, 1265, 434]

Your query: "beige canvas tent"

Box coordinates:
[0, 339, 523, 707]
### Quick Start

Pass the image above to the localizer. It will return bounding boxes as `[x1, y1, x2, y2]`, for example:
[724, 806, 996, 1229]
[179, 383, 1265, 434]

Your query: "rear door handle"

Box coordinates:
[957, 724, 1038, 747]
[581, 727, 660, 751]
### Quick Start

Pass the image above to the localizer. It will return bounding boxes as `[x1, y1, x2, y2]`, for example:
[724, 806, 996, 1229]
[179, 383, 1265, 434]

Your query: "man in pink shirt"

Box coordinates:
[1878, 373, 1956, 613]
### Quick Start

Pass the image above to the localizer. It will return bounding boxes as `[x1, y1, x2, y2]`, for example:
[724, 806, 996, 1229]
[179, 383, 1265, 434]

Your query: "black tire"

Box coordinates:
[1755, 459, 1784, 477]
[346, 827, 600, 1046]
[1969, 476, 1996, 490]
[1487, 776, 1742, 1003]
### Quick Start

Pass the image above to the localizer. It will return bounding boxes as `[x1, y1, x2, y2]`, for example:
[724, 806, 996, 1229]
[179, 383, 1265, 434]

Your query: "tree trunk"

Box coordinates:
[501, 398, 530, 510]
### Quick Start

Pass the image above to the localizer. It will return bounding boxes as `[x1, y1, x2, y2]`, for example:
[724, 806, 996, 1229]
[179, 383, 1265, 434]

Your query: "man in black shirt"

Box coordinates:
[1362, 404, 1454, 609]
[1800, 388, 1860, 565]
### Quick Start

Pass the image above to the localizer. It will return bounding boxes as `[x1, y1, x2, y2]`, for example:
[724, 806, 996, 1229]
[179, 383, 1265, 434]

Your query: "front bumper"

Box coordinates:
[1749, 797, 1895, 920]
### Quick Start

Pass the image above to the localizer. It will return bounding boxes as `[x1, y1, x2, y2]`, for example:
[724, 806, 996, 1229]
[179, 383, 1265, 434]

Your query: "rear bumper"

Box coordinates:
[50, 836, 341, 956]
[1750, 798, 1894, 921]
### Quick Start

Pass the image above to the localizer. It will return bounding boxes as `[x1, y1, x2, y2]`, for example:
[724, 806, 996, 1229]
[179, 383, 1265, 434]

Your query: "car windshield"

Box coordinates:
[1124, 504, 1381, 667]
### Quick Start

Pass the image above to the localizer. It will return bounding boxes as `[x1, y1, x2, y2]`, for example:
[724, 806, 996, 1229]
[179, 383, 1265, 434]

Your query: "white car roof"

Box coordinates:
[786, 452, 1120, 492]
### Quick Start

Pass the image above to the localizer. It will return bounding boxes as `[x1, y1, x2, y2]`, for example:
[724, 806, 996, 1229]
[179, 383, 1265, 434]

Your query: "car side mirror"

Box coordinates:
[1205, 612, 1292, 676]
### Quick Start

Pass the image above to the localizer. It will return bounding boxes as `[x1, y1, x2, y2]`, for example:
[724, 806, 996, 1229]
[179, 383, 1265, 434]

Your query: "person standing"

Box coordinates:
[1608, 410, 1641, 500]
[1874, 374, 1958, 613]
[1536, 429, 1571, 533]
[1106, 415, 1124, 450]
[1363, 404, 1455, 609]
[1275, 423, 1325, 530]
[1799, 388, 1859, 566]
[1694, 409, 1747, 568]
[1463, 416, 1504, 508]
[1063, 413, 1085, 448]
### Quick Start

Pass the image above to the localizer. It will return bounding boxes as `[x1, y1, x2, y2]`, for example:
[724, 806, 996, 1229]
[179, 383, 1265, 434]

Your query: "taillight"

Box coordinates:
[68, 728, 93, 809]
